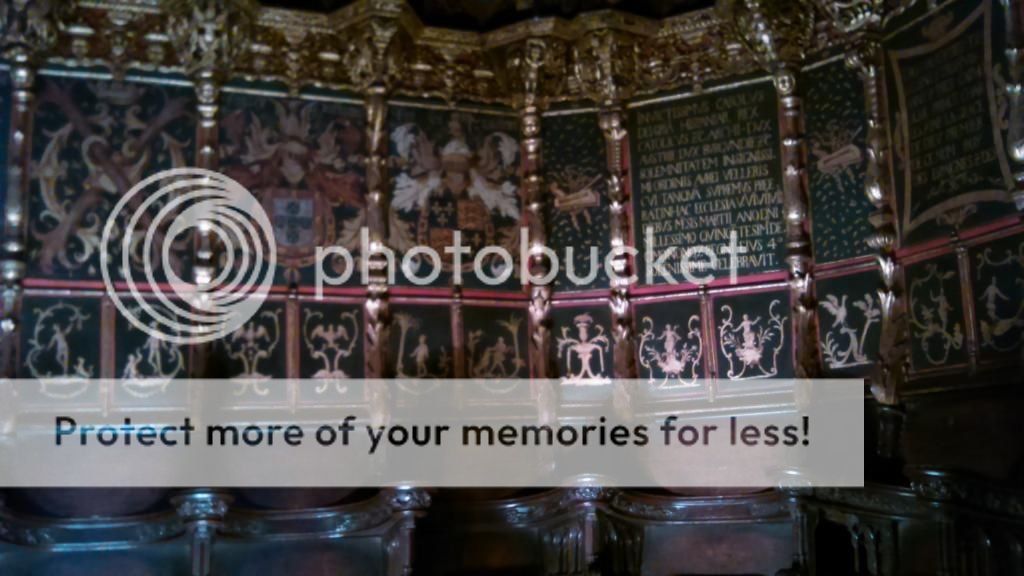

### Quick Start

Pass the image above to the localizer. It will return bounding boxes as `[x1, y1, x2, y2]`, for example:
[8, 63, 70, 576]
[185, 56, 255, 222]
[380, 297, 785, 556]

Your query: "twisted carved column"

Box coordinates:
[0, 1, 65, 377]
[344, 16, 401, 379]
[720, 0, 823, 378]
[165, 0, 257, 377]
[819, 0, 909, 403]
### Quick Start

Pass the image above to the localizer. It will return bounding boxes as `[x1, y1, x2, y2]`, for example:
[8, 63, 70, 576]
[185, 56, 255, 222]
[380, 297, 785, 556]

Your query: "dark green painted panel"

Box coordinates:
[885, 0, 1014, 246]
[711, 289, 793, 379]
[634, 298, 705, 388]
[805, 60, 874, 263]
[906, 254, 968, 371]
[816, 270, 882, 376]
[543, 112, 611, 291]
[970, 232, 1024, 362]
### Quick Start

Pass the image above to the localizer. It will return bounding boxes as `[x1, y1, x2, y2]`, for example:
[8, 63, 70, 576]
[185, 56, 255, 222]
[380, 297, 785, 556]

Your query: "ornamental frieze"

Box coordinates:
[25, 0, 850, 106]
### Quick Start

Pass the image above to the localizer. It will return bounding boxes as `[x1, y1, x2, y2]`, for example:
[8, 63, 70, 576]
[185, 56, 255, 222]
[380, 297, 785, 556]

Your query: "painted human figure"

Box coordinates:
[411, 334, 431, 378]
[47, 323, 72, 374]
[488, 336, 509, 376]
[981, 277, 1008, 321]
[661, 324, 680, 359]
[738, 314, 761, 350]
[930, 288, 952, 331]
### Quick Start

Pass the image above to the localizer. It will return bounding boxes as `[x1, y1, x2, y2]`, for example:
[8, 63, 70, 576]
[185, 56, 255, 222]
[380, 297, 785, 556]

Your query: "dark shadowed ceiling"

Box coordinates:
[260, 0, 715, 30]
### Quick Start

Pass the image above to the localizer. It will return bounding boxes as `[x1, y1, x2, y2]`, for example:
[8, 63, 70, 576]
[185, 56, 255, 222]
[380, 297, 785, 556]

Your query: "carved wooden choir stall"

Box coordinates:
[0, 0, 1022, 574]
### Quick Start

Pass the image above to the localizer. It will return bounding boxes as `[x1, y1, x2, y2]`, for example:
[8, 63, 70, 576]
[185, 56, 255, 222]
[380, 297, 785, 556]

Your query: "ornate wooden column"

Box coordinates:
[720, 0, 823, 378]
[1005, 0, 1024, 212]
[818, 0, 910, 403]
[502, 37, 556, 380]
[165, 0, 257, 377]
[342, 10, 402, 379]
[573, 24, 643, 383]
[0, 1, 65, 377]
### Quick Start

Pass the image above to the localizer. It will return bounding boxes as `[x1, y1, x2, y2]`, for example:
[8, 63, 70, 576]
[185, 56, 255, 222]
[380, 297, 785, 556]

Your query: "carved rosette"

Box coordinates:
[720, 0, 822, 378]
[0, 1, 68, 376]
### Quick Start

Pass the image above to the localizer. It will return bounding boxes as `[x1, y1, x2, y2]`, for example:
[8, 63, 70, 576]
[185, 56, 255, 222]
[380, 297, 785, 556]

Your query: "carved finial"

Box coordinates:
[342, 15, 402, 91]
[573, 29, 640, 107]
[717, 0, 815, 72]
[814, 0, 885, 35]
[0, 0, 68, 64]
[163, 0, 258, 84]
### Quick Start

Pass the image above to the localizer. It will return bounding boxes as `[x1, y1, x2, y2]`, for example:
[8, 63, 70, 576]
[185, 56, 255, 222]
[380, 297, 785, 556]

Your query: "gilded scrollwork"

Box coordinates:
[15, 1, 848, 107]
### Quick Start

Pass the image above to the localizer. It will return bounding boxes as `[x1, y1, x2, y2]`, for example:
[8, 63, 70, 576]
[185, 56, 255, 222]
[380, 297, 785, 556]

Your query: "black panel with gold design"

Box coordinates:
[711, 289, 793, 380]
[462, 305, 529, 379]
[26, 77, 196, 280]
[804, 60, 874, 264]
[633, 298, 705, 392]
[885, 0, 1014, 246]
[389, 303, 453, 380]
[629, 81, 786, 284]
[816, 270, 882, 377]
[543, 112, 611, 291]
[551, 305, 614, 384]
[906, 254, 968, 373]
[219, 92, 366, 287]
[19, 295, 102, 384]
[297, 301, 364, 404]
[969, 232, 1024, 364]
[387, 106, 521, 290]
[208, 301, 288, 384]
[113, 297, 190, 406]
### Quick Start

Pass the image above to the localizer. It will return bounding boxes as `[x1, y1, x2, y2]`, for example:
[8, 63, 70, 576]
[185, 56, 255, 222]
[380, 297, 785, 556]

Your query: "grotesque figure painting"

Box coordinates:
[27, 78, 195, 280]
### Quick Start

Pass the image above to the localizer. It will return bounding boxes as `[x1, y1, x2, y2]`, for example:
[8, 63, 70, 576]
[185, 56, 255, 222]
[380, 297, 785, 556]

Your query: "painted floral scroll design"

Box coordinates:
[121, 304, 186, 398]
[974, 243, 1024, 353]
[637, 314, 702, 388]
[302, 308, 360, 389]
[218, 308, 283, 394]
[717, 300, 787, 380]
[909, 263, 964, 366]
[30, 80, 192, 279]
[557, 313, 611, 385]
[23, 302, 94, 399]
[819, 292, 879, 369]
